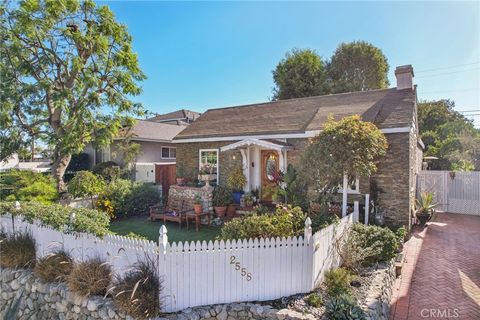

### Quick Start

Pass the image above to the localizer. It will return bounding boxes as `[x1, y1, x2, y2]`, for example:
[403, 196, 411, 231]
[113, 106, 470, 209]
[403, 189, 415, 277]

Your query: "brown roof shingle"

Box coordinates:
[118, 120, 186, 141]
[174, 88, 415, 140]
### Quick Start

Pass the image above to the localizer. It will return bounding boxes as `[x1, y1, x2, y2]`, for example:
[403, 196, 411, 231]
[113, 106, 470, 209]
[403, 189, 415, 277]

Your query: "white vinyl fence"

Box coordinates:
[1, 212, 355, 313]
[417, 171, 480, 215]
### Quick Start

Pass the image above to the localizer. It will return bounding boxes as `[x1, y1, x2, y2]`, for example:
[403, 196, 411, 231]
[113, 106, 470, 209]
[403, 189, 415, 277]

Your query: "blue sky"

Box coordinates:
[103, 1, 480, 121]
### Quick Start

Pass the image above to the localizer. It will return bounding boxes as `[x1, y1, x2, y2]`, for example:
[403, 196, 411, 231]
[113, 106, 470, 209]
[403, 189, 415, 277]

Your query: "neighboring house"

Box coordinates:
[148, 109, 201, 125]
[173, 65, 423, 227]
[0, 153, 52, 173]
[84, 119, 186, 193]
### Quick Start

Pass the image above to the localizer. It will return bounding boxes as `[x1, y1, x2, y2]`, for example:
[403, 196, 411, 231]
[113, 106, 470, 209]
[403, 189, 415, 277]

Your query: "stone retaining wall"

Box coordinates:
[1, 268, 315, 320]
[360, 261, 396, 320]
[169, 185, 213, 214]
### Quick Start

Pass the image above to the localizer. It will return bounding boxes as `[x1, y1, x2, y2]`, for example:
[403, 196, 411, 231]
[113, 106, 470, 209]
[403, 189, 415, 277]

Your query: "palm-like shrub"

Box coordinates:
[415, 192, 438, 214]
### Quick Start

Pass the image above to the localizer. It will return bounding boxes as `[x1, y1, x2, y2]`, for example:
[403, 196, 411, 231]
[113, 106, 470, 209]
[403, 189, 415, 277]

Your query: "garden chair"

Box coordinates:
[149, 196, 184, 224]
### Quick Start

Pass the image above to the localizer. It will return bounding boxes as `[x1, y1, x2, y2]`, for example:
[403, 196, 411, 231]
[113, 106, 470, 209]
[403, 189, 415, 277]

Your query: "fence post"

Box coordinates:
[158, 225, 168, 311]
[304, 217, 312, 242]
[364, 194, 370, 225]
[353, 201, 359, 222]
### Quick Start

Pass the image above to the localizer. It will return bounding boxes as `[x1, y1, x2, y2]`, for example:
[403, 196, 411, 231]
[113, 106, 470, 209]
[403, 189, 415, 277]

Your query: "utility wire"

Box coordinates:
[416, 67, 480, 78]
[420, 88, 480, 94]
[416, 61, 480, 73]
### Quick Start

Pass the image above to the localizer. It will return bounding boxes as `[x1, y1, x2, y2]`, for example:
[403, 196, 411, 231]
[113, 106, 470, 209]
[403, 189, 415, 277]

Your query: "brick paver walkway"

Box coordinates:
[391, 212, 480, 320]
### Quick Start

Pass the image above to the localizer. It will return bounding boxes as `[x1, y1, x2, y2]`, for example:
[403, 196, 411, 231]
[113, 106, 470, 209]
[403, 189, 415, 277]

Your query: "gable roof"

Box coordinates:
[148, 109, 201, 122]
[174, 88, 416, 140]
[117, 120, 186, 142]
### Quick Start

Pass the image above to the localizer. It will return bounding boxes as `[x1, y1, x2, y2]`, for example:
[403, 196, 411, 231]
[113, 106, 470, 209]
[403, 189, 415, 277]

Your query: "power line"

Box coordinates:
[420, 88, 480, 94]
[416, 67, 480, 78]
[416, 61, 480, 73]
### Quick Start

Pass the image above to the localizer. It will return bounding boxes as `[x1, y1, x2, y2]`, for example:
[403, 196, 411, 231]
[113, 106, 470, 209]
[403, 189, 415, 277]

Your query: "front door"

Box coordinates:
[155, 164, 176, 196]
[261, 150, 279, 201]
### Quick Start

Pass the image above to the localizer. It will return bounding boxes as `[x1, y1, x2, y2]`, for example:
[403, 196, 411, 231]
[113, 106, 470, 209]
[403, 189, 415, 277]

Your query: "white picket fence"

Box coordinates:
[417, 171, 480, 215]
[0, 215, 158, 276]
[1, 211, 355, 313]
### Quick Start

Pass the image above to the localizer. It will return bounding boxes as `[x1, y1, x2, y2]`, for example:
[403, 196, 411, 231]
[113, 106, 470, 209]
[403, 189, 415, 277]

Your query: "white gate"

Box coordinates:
[417, 171, 480, 215]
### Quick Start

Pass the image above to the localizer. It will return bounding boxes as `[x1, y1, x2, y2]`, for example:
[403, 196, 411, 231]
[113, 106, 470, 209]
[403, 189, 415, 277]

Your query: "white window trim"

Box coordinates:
[161, 147, 176, 159]
[199, 149, 219, 181]
[338, 178, 360, 194]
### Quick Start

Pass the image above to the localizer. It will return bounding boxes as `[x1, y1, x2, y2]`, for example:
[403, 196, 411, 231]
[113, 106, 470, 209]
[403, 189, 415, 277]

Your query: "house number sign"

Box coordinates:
[230, 256, 252, 281]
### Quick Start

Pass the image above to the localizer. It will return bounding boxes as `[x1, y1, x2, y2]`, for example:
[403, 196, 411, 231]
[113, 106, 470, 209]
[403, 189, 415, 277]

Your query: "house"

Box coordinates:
[147, 109, 201, 125]
[0, 153, 52, 173]
[173, 65, 423, 227]
[83, 117, 187, 193]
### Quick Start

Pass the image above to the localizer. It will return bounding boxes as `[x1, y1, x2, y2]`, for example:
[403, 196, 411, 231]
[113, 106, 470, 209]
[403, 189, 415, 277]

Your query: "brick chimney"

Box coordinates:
[395, 65, 414, 90]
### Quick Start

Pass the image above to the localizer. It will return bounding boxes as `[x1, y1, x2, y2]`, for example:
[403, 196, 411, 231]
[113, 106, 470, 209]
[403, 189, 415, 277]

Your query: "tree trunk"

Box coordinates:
[51, 152, 72, 193]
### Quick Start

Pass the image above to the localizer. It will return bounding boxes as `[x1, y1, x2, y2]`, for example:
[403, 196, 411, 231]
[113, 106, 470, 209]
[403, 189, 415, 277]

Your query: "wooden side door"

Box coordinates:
[261, 150, 279, 201]
[155, 164, 176, 196]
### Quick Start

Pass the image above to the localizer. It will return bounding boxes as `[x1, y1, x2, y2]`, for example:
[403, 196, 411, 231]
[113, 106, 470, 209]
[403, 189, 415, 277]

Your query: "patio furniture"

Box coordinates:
[185, 210, 211, 232]
[163, 201, 188, 228]
[149, 196, 186, 227]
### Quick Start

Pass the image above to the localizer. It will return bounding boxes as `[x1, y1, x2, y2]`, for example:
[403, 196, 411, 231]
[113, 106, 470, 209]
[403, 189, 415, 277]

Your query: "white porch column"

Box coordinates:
[279, 149, 285, 173]
[239, 149, 250, 192]
[342, 174, 348, 217]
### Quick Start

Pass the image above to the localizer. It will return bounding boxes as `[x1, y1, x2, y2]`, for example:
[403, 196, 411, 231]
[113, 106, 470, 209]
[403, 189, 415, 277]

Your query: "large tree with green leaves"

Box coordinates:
[0, 0, 145, 192]
[271, 48, 328, 100]
[299, 115, 388, 199]
[418, 99, 480, 170]
[328, 41, 389, 93]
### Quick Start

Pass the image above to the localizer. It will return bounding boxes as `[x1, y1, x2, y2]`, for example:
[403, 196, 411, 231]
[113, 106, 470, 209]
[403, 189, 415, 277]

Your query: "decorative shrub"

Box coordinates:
[34, 251, 73, 282]
[97, 178, 134, 218]
[112, 258, 161, 319]
[213, 186, 232, 207]
[351, 223, 398, 265]
[0, 202, 110, 237]
[305, 292, 323, 307]
[0, 170, 58, 204]
[227, 166, 246, 191]
[326, 293, 366, 320]
[92, 161, 120, 178]
[324, 268, 354, 297]
[68, 257, 112, 297]
[0, 231, 36, 269]
[123, 183, 161, 216]
[67, 171, 106, 207]
[310, 211, 340, 231]
[219, 205, 305, 240]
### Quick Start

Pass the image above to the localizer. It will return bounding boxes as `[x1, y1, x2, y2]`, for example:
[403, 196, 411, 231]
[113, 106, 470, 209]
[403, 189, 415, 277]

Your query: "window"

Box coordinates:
[95, 145, 110, 165]
[338, 177, 360, 194]
[161, 147, 176, 159]
[199, 149, 218, 175]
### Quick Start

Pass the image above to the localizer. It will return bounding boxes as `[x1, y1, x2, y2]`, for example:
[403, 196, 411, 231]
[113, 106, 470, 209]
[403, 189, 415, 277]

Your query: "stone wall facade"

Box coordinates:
[169, 185, 213, 214]
[360, 262, 397, 320]
[0, 268, 129, 320]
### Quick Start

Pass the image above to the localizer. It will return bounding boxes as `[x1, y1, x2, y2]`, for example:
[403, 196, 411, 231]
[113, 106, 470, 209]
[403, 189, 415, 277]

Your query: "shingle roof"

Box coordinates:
[118, 120, 186, 141]
[148, 109, 201, 122]
[174, 88, 416, 140]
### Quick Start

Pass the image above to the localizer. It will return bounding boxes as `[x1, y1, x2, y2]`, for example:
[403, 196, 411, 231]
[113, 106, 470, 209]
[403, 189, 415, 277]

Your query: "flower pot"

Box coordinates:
[194, 204, 203, 214]
[214, 206, 227, 218]
[232, 191, 244, 204]
[198, 174, 217, 182]
[176, 177, 186, 186]
[417, 212, 431, 226]
[227, 204, 238, 218]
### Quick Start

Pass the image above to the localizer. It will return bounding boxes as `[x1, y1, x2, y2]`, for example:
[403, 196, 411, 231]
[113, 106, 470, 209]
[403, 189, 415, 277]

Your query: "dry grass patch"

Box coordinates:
[0, 231, 36, 269]
[34, 250, 73, 282]
[68, 257, 112, 297]
[112, 258, 161, 319]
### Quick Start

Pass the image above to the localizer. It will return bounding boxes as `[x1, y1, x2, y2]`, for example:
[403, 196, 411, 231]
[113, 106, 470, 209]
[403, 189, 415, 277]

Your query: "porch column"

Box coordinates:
[279, 149, 285, 173]
[239, 149, 250, 192]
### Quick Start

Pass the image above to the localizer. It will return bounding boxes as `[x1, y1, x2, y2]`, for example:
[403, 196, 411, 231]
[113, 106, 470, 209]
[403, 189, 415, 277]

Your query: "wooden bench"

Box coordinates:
[149, 196, 187, 228]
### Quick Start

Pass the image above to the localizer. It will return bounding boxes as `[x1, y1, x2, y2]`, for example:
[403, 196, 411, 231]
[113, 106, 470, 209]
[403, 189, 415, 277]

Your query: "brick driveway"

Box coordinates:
[391, 212, 480, 320]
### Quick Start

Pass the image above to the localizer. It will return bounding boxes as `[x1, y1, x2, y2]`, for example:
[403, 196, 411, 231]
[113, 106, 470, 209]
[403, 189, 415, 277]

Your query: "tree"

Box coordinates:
[68, 170, 105, 207]
[0, 0, 146, 192]
[272, 48, 328, 100]
[299, 115, 388, 200]
[328, 41, 389, 93]
[418, 99, 480, 170]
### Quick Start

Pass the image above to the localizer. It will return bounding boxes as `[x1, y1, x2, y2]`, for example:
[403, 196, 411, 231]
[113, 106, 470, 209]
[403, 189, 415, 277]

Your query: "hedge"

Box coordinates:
[0, 202, 111, 237]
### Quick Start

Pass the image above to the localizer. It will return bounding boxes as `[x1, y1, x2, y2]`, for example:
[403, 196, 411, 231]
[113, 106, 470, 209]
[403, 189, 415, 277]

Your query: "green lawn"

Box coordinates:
[109, 216, 222, 243]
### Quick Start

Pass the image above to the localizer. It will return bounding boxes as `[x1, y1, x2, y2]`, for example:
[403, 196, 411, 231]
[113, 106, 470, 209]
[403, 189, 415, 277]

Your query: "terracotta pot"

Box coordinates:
[215, 206, 227, 218]
[194, 204, 203, 214]
[176, 177, 185, 186]
[227, 204, 238, 218]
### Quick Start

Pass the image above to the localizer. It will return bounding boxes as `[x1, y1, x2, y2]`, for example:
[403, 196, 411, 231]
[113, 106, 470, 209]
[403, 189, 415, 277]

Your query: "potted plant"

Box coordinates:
[415, 191, 438, 226]
[227, 166, 247, 204]
[176, 166, 186, 186]
[213, 186, 231, 218]
[193, 194, 203, 214]
[243, 192, 254, 207]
